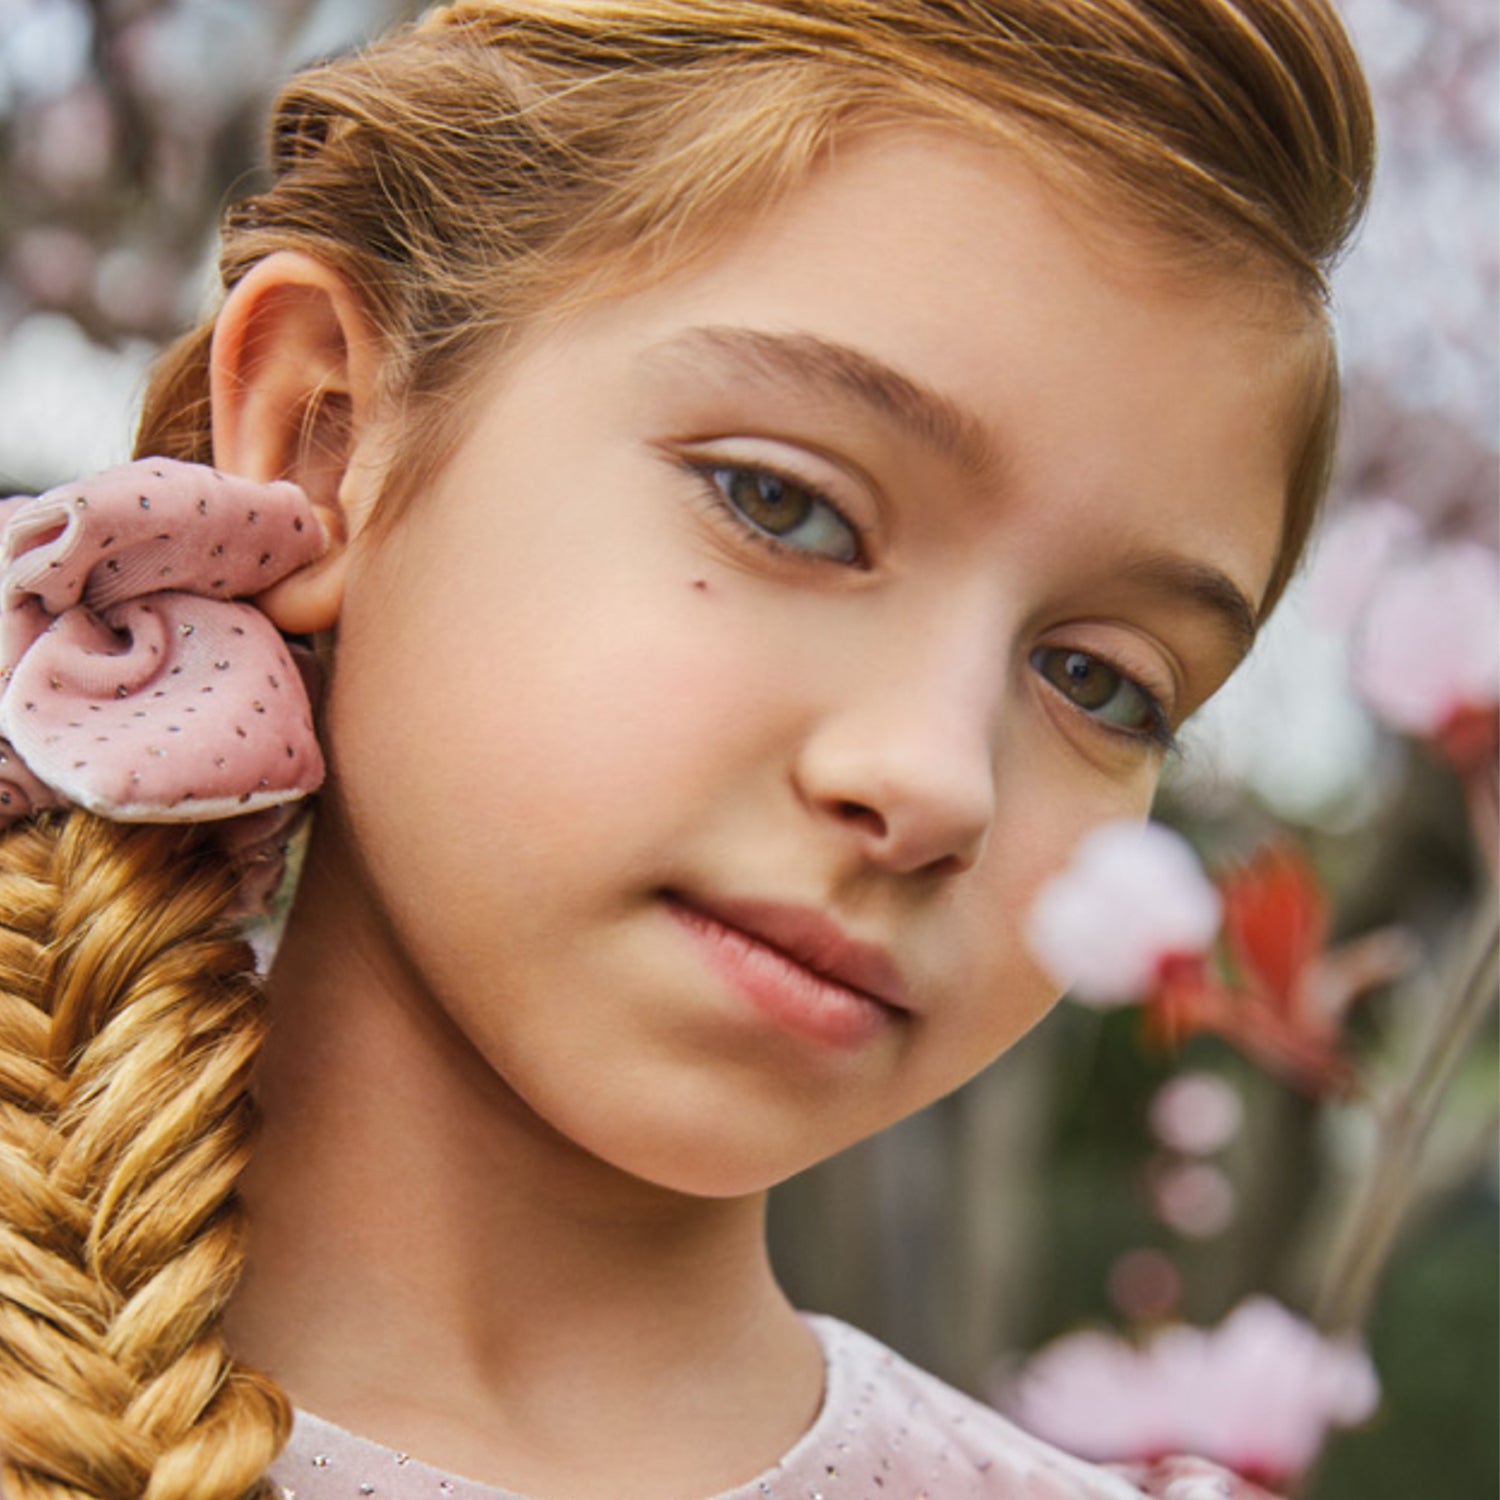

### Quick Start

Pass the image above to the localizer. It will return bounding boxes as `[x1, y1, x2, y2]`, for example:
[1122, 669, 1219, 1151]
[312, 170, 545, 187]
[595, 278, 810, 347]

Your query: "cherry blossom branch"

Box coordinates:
[1315, 891, 1499, 1333]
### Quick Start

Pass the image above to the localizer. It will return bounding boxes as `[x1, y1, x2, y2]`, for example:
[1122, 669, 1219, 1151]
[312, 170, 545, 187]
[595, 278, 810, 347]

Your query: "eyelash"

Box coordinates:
[684, 459, 1176, 755]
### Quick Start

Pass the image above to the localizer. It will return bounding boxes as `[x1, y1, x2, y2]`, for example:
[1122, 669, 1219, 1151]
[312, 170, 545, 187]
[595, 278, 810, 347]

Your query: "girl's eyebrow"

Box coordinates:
[646, 324, 1261, 660]
[645, 324, 1002, 483]
[1111, 551, 1260, 666]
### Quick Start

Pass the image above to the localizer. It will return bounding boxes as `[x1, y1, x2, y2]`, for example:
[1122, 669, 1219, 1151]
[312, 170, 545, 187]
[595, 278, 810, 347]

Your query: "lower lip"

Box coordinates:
[664, 897, 897, 1050]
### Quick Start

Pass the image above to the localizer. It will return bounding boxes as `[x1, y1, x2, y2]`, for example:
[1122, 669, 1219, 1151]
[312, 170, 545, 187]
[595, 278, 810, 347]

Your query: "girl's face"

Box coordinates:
[316, 128, 1309, 1197]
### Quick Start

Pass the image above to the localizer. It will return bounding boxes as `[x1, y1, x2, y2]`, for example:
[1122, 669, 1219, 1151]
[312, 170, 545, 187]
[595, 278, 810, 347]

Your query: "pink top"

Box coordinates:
[269, 1315, 1159, 1499]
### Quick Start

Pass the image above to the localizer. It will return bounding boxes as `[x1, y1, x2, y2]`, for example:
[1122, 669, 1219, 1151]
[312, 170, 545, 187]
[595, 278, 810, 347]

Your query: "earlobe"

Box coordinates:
[209, 250, 384, 635]
[252, 503, 350, 635]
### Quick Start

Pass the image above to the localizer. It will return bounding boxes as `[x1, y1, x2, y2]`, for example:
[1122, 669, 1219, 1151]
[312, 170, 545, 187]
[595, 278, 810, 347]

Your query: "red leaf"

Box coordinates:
[1220, 845, 1328, 1007]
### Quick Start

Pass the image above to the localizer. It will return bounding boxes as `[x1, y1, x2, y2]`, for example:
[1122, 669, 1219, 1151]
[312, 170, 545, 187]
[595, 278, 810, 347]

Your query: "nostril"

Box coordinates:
[834, 799, 886, 837]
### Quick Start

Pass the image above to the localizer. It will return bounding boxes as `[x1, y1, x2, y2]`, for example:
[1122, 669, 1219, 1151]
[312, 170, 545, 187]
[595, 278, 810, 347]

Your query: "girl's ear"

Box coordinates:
[209, 250, 385, 634]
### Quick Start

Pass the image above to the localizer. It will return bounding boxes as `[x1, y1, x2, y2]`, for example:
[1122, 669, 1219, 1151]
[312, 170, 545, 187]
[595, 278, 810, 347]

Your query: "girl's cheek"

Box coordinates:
[962, 757, 1154, 984]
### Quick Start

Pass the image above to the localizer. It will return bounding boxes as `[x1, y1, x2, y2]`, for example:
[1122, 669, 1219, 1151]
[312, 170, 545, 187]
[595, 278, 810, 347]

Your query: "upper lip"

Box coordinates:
[666, 889, 915, 1014]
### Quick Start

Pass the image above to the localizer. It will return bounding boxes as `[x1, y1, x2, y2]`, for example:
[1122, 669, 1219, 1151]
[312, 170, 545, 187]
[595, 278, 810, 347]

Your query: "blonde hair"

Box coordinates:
[0, 816, 286, 1498]
[1, 3, 1374, 1494]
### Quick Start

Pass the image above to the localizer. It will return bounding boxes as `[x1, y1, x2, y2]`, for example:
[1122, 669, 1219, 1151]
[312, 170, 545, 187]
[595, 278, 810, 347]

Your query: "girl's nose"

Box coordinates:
[790, 662, 1000, 879]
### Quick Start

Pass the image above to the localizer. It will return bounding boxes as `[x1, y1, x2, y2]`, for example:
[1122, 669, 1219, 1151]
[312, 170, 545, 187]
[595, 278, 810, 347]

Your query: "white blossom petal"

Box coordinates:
[1353, 542, 1500, 733]
[1026, 822, 1221, 1006]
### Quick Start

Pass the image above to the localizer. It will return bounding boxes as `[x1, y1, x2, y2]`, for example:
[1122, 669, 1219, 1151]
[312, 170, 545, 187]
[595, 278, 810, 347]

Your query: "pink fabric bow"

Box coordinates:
[0, 458, 327, 832]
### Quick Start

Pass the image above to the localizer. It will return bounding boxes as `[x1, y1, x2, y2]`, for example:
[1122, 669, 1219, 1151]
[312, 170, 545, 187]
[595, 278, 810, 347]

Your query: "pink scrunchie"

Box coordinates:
[0, 458, 327, 853]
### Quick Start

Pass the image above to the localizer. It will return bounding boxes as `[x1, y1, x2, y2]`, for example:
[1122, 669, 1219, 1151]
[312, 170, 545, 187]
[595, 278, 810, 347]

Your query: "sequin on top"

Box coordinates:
[268, 1315, 1150, 1499]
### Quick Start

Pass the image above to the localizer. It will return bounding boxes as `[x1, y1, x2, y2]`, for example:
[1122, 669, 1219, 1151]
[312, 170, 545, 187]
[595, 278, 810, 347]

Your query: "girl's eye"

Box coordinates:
[701, 464, 862, 564]
[1030, 646, 1175, 750]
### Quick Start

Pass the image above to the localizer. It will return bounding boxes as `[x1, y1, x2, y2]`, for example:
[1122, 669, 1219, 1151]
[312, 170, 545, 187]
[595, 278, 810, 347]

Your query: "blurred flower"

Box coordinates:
[1107, 1249, 1183, 1323]
[1033, 830, 1413, 1094]
[1027, 822, 1222, 1006]
[13, 81, 116, 195]
[115, 1, 277, 121]
[1335, 0, 1497, 445]
[1305, 498, 1425, 632]
[1002, 1297, 1380, 1488]
[1149, 1159, 1236, 1239]
[1353, 541, 1500, 736]
[1170, 581, 1384, 829]
[1433, 702, 1499, 874]
[1175, 499, 1499, 833]
[1339, 0, 1434, 80]
[1152, 843, 1412, 1095]
[7, 226, 96, 308]
[1149, 1073, 1244, 1156]
[1305, 510, 1500, 868]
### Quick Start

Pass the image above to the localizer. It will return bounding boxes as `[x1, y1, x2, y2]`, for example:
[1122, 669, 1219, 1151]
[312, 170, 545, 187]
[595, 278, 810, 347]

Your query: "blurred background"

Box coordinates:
[1, 1, 1495, 1495]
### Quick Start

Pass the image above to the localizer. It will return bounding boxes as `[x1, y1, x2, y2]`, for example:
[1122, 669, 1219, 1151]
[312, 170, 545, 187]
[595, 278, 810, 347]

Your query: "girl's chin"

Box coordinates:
[583, 1136, 834, 1202]
[551, 1103, 874, 1202]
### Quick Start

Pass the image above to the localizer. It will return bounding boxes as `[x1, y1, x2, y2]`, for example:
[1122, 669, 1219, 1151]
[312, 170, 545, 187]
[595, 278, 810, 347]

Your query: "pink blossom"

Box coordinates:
[1026, 822, 1222, 1005]
[1107, 1249, 1183, 1322]
[1305, 497, 1424, 631]
[1149, 1073, 1244, 1156]
[7, 226, 96, 307]
[1353, 541, 1500, 734]
[15, 82, 116, 195]
[1149, 1160, 1236, 1239]
[1002, 1298, 1380, 1487]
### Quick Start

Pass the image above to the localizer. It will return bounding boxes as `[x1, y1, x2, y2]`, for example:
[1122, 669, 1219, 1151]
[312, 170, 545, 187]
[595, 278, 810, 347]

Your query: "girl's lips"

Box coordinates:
[662, 890, 912, 1049]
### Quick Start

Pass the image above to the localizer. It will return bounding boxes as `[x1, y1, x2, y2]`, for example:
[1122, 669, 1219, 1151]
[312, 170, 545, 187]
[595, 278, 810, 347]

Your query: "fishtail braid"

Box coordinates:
[0, 812, 290, 1498]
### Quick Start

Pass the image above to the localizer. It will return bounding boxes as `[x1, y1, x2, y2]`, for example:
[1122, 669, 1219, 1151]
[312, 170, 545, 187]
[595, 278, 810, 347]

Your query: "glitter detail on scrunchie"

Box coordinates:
[0, 457, 327, 828]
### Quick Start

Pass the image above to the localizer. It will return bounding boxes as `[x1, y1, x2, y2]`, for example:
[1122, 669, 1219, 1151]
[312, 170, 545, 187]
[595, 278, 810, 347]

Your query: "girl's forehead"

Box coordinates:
[586, 130, 1306, 430]
[527, 122, 1318, 419]
[550, 116, 1312, 338]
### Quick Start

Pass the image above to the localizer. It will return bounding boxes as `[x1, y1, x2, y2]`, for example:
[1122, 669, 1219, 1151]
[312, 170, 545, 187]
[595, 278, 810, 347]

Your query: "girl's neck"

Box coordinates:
[226, 817, 822, 1498]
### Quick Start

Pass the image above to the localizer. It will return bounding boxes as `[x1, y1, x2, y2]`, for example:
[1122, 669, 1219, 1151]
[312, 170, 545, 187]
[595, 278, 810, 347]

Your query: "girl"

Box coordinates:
[0, 2, 1373, 1497]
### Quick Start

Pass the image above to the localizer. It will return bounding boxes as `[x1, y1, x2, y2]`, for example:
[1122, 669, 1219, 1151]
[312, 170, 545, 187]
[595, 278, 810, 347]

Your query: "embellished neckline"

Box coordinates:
[281, 1314, 844, 1500]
